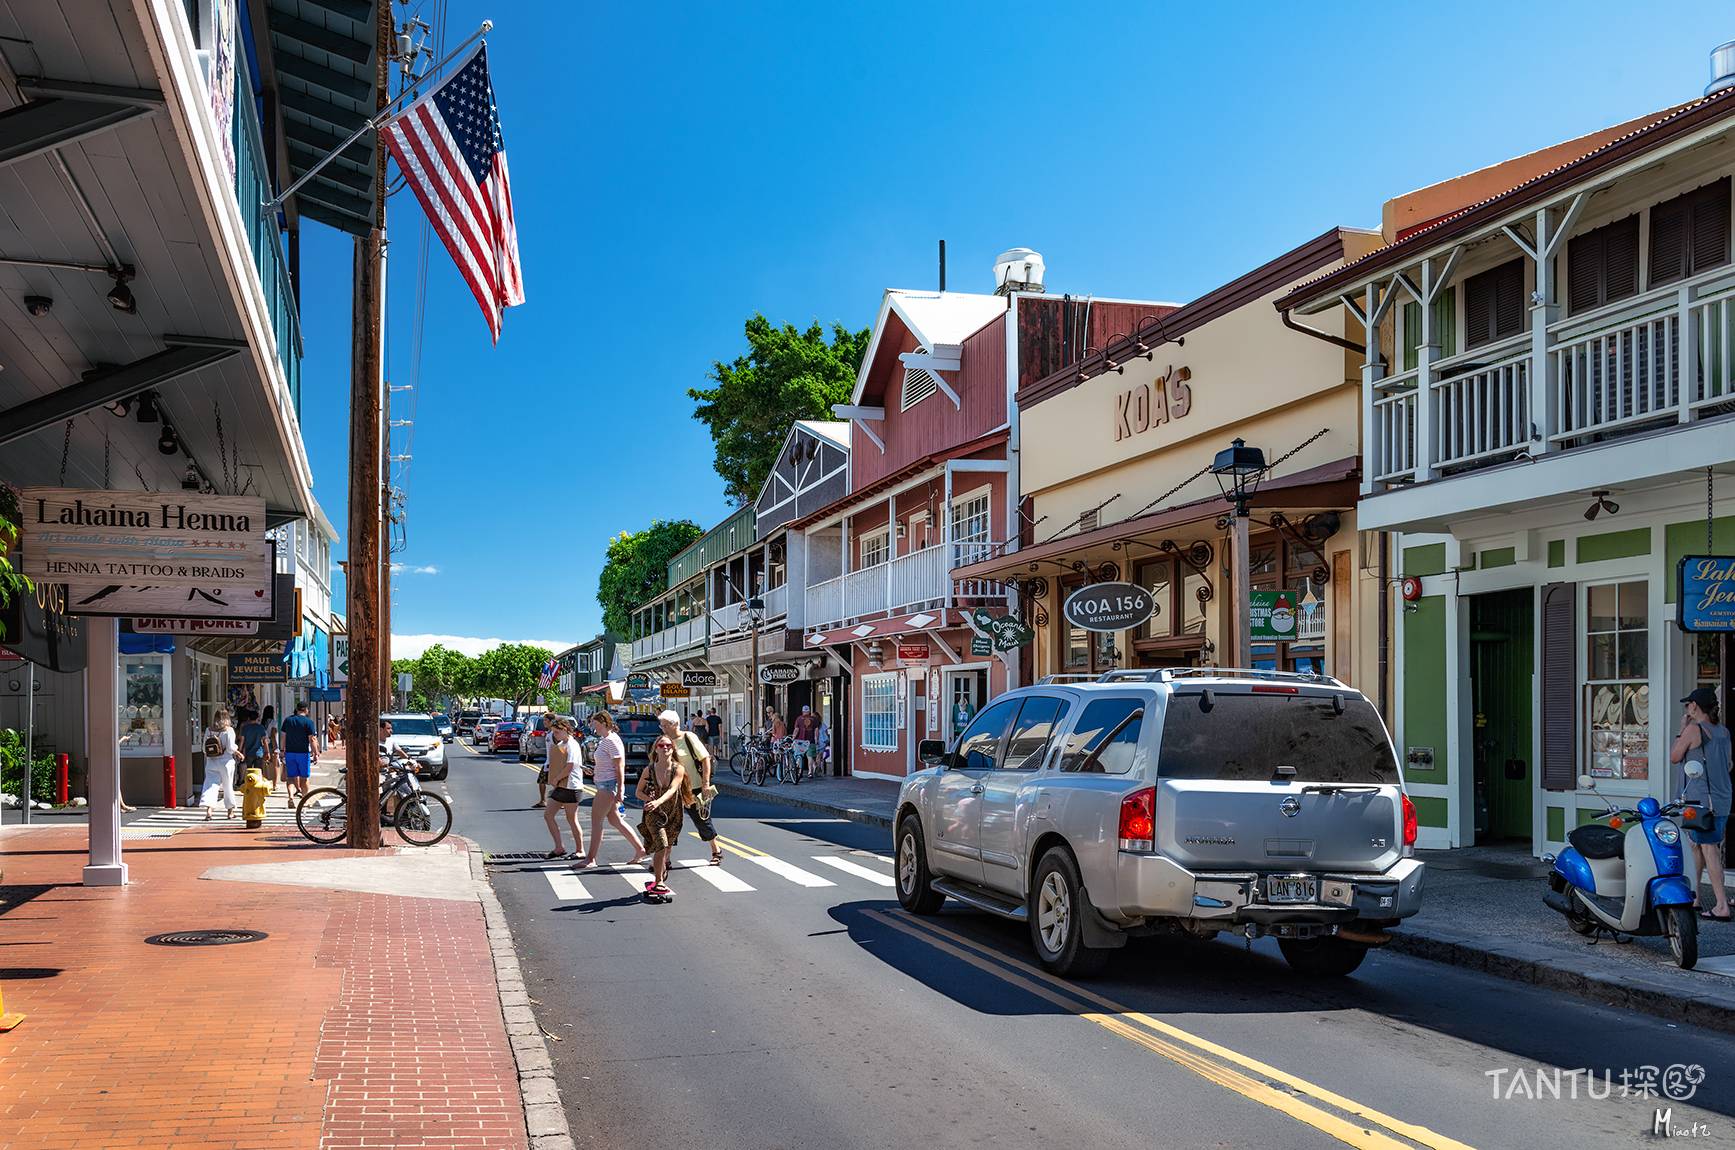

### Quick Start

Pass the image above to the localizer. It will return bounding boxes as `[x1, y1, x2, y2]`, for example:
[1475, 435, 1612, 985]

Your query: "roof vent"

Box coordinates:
[993, 247, 1045, 295]
[1708, 41, 1735, 96]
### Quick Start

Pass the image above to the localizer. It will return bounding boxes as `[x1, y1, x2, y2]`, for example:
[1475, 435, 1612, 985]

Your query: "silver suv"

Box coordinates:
[894, 669, 1424, 978]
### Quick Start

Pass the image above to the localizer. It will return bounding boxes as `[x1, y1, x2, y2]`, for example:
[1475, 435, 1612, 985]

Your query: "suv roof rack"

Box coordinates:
[1095, 667, 1346, 688]
[1037, 673, 1106, 685]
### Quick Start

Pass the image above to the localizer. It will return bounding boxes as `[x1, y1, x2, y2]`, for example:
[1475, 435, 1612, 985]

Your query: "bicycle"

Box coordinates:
[296, 759, 453, 847]
[774, 736, 801, 786]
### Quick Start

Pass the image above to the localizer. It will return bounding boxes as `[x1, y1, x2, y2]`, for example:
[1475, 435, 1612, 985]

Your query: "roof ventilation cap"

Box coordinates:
[1707, 41, 1735, 96]
[993, 247, 1045, 295]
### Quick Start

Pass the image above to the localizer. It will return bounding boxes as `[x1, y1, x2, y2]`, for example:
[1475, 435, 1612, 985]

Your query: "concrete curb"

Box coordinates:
[468, 840, 576, 1150]
[713, 779, 893, 830]
[1383, 925, 1735, 1034]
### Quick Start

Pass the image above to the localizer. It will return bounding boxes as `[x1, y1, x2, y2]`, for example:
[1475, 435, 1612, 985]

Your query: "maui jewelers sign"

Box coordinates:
[20, 488, 270, 589]
[1678, 555, 1735, 632]
[1114, 365, 1192, 442]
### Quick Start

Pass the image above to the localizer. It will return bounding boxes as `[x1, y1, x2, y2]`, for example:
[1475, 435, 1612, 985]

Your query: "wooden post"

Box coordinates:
[345, 1, 390, 850]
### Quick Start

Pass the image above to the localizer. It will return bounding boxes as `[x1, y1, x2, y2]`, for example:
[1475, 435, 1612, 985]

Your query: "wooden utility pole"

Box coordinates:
[345, 0, 391, 849]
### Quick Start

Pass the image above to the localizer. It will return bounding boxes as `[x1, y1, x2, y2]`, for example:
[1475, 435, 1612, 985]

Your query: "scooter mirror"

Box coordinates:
[1577, 774, 1596, 790]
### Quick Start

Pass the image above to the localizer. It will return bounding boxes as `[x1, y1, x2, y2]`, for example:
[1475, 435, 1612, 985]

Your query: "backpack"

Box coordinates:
[204, 732, 223, 756]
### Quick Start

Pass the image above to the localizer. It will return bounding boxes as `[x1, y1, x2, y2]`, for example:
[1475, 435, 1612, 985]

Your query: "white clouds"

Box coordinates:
[391, 563, 441, 575]
[392, 633, 571, 659]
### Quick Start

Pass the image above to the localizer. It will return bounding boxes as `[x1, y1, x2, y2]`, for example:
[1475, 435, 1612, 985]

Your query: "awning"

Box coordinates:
[804, 609, 962, 649]
[952, 456, 1359, 583]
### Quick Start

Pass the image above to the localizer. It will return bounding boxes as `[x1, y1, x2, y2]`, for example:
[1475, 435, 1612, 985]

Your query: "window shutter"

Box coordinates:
[1691, 177, 1731, 275]
[1566, 228, 1602, 314]
[1650, 196, 1689, 286]
[1540, 582, 1577, 792]
[1433, 290, 1455, 359]
[1402, 302, 1420, 372]
[1465, 259, 1523, 347]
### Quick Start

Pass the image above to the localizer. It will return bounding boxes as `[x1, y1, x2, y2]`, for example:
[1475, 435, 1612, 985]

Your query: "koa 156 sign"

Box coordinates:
[1678, 555, 1735, 632]
[1062, 582, 1154, 632]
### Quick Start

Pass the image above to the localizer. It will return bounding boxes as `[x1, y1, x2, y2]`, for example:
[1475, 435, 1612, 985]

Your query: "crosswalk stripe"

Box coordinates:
[671, 858, 755, 892]
[811, 855, 894, 887]
[738, 852, 833, 888]
[544, 871, 591, 901]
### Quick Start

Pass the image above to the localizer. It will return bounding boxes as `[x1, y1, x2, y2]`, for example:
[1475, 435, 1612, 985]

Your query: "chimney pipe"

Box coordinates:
[1708, 41, 1735, 96]
[939, 239, 946, 292]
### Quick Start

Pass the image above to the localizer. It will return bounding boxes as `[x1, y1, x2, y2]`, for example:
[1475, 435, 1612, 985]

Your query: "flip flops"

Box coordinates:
[1701, 909, 1733, 922]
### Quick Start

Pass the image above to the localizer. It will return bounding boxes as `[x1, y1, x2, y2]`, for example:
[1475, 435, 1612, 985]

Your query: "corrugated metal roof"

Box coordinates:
[1279, 86, 1735, 310]
[797, 419, 850, 449]
[668, 504, 757, 585]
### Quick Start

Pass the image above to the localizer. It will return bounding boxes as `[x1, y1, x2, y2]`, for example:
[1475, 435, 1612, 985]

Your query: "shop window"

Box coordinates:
[1136, 559, 1174, 640]
[120, 658, 166, 757]
[862, 672, 899, 751]
[1585, 580, 1649, 781]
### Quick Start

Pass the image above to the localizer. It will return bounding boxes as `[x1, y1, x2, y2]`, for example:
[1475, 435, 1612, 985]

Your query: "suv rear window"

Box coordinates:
[1159, 691, 1399, 783]
[618, 718, 661, 736]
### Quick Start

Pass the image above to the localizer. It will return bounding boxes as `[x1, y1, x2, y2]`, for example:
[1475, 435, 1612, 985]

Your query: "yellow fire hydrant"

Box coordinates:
[241, 766, 271, 829]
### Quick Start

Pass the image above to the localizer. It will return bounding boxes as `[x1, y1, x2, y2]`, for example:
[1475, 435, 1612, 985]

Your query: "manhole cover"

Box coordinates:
[144, 929, 268, 947]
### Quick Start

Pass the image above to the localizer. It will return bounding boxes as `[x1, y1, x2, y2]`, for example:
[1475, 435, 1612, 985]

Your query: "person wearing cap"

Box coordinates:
[792, 704, 818, 779]
[1670, 686, 1732, 921]
[660, 708, 722, 865]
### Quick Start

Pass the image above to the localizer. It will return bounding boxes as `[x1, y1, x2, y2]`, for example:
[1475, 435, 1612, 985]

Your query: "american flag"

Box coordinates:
[537, 657, 559, 689]
[382, 44, 524, 342]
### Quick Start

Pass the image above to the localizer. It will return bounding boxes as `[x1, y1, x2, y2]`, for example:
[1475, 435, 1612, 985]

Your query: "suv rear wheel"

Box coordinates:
[895, 816, 945, 915]
[1278, 936, 1368, 977]
[1029, 847, 1110, 978]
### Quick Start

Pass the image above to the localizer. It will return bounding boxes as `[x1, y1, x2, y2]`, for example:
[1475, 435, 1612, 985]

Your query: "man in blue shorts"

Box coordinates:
[280, 700, 322, 808]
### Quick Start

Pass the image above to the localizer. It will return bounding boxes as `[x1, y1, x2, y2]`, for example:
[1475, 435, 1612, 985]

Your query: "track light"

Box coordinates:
[24, 295, 50, 317]
[1583, 490, 1620, 521]
[106, 396, 131, 418]
[134, 391, 159, 423]
[181, 461, 200, 491]
[157, 425, 178, 455]
[107, 266, 135, 314]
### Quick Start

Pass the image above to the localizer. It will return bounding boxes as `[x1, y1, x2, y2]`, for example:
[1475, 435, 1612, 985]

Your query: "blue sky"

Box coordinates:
[293, 0, 1735, 657]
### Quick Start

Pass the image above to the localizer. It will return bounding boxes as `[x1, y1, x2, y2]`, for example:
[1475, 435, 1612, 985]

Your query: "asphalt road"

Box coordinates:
[446, 739, 1735, 1149]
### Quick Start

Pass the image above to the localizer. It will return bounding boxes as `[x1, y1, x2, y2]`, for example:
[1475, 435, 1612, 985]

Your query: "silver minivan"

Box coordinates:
[894, 669, 1424, 977]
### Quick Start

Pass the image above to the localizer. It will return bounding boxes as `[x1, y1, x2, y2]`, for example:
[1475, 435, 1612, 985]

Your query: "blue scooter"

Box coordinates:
[1542, 774, 1699, 969]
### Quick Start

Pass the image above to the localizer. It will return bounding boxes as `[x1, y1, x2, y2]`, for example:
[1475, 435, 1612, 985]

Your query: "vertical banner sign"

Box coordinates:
[207, 0, 237, 181]
[1678, 556, 1735, 631]
[331, 634, 350, 683]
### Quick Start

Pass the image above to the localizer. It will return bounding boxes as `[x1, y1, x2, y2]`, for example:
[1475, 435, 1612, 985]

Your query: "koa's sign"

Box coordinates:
[1114, 365, 1192, 442]
[1678, 555, 1735, 632]
[1062, 582, 1155, 632]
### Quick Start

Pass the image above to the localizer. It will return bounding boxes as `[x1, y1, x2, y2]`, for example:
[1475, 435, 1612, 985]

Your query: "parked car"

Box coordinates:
[455, 710, 483, 738]
[491, 721, 525, 753]
[473, 715, 500, 746]
[893, 669, 1423, 979]
[383, 712, 447, 781]
[435, 714, 454, 743]
[519, 713, 576, 762]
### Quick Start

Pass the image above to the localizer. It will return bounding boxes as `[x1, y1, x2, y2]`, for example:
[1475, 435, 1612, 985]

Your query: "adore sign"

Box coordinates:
[21, 487, 269, 590]
[1678, 555, 1735, 632]
[1062, 581, 1155, 632]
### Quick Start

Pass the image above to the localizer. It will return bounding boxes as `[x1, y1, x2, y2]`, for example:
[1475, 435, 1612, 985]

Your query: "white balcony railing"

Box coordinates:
[1431, 341, 1530, 470]
[627, 616, 704, 665]
[802, 542, 1009, 630]
[707, 582, 790, 639]
[1369, 268, 1735, 490]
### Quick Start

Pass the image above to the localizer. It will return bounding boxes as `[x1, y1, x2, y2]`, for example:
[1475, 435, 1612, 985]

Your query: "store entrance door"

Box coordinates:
[941, 666, 989, 744]
[1470, 589, 1534, 841]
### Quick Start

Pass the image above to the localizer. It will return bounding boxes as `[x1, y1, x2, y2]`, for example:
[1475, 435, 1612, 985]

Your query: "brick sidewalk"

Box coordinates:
[0, 822, 529, 1150]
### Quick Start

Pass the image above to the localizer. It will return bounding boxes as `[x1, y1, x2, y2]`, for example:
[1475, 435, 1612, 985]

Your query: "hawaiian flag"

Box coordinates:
[382, 44, 524, 341]
[537, 657, 559, 690]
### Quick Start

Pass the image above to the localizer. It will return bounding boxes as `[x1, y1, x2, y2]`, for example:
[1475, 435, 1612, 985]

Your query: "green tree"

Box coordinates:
[688, 314, 869, 504]
[596, 520, 703, 638]
[474, 643, 555, 705]
[412, 643, 468, 706]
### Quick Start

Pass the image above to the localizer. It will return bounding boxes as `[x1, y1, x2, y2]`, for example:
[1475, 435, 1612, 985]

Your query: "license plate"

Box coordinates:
[629, 742, 649, 752]
[1264, 876, 1318, 904]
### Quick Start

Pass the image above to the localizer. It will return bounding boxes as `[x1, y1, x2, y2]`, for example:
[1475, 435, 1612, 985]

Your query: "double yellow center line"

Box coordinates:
[866, 909, 1473, 1150]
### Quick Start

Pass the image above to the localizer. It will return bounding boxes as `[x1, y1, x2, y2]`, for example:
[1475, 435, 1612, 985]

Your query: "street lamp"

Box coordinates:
[1211, 437, 1268, 669]
[1210, 437, 1267, 517]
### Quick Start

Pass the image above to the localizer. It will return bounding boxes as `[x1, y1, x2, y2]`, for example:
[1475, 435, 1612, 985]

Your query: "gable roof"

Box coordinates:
[751, 420, 852, 510]
[797, 419, 851, 449]
[850, 289, 1009, 405]
[1277, 86, 1735, 312]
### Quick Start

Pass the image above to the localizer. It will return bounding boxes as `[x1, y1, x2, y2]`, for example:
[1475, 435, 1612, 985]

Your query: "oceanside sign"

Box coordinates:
[21, 488, 269, 589]
[1062, 582, 1155, 633]
[1678, 555, 1735, 632]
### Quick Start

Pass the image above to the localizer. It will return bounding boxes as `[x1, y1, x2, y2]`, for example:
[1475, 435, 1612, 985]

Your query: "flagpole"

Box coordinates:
[260, 18, 494, 220]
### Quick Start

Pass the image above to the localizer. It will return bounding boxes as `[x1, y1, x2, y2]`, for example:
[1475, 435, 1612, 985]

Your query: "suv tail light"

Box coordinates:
[1401, 793, 1418, 848]
[1119, 786, 1155, 851]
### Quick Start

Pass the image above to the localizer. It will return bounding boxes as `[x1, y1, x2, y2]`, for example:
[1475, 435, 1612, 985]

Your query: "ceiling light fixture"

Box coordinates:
[1584, 490, 1620, 521]
[23, 295, 50, 317]
[106, 266, 136, 314]
[106, 396, 131, 418]
[134, 391, 160, 423]
[157, 425, 179, 455]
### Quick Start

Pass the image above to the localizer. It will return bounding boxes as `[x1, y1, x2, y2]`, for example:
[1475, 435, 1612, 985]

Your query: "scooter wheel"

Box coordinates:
[1567, 910, 1597, 936]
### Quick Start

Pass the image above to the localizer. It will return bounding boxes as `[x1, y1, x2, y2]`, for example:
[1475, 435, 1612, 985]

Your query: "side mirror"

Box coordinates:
[918, 739, 947, 766]
[1577, 774, 1596, 791]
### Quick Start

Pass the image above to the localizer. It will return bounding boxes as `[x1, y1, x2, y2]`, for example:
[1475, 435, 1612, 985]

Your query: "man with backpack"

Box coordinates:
[660, 709, 723, 866]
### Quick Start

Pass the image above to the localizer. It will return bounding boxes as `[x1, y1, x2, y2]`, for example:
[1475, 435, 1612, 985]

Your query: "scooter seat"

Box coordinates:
[1569, 823, 1625, 860]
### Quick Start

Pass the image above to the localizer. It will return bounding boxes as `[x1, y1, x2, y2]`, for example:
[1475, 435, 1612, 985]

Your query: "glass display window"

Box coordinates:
[120, 655, 169, 757]
[1584, 580, 1649, 781]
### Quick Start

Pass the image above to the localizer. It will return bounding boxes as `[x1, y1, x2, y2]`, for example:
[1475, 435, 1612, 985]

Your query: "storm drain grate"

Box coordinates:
[144, 929, 269, 947]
